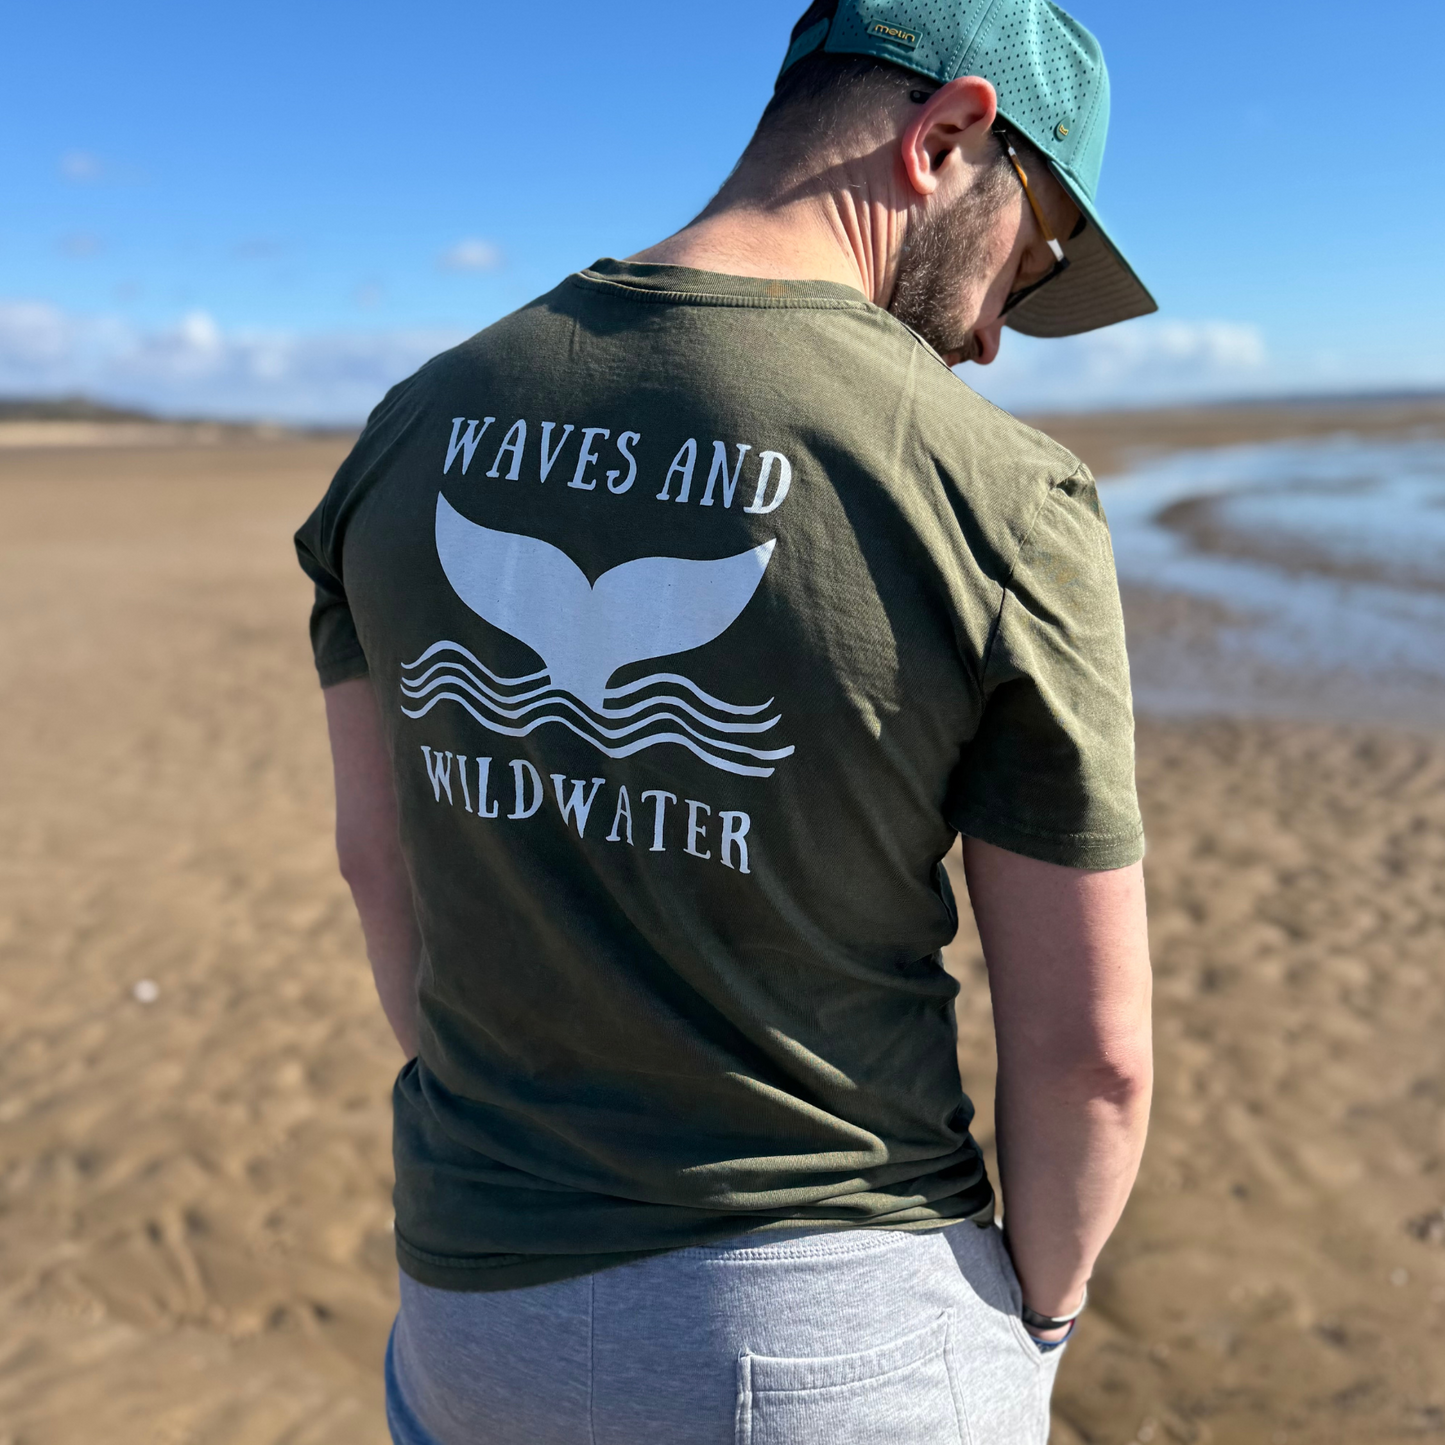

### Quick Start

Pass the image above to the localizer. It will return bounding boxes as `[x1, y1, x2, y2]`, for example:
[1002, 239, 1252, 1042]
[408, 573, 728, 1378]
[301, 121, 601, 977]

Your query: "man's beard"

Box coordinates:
[887, 189, 1000, 363]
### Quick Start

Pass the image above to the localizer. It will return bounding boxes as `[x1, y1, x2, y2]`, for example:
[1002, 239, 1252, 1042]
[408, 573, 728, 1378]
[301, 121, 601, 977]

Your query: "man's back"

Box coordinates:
[297, 259, 1142, 1292]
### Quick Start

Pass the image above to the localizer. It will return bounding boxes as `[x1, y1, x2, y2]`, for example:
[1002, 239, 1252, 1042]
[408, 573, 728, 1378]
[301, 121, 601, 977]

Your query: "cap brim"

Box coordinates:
[1004, 172, 1158, 338]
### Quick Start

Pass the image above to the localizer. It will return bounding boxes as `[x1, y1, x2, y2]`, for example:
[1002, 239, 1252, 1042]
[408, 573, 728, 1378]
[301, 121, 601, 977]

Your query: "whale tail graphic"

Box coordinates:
[434, 493, 774, 711]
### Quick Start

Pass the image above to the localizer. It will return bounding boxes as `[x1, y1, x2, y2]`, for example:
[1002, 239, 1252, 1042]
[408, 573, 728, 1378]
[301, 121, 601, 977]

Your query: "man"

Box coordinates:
[297, 2, 1155, 1441]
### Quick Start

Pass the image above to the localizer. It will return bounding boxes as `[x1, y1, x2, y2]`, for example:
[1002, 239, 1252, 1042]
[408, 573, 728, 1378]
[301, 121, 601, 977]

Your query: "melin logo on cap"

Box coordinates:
[868, 21, 920, 48]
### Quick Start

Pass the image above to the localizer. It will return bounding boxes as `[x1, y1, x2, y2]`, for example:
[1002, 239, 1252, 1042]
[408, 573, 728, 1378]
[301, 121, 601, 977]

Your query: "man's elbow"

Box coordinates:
[1017, 1017, 1152, 1107]
[1063, 1044, 1153, 1113]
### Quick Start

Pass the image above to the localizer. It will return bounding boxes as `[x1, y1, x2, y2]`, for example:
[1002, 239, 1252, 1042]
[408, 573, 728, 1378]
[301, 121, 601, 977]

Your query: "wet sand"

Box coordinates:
[949, 720, 1445, 1444]
[1, 407, 1442, 1442]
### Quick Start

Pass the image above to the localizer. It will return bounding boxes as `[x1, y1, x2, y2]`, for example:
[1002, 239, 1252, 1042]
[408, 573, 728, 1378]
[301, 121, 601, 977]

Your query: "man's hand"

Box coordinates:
[962, 837, 1153, 1337]
[325, 677, 422, 1059]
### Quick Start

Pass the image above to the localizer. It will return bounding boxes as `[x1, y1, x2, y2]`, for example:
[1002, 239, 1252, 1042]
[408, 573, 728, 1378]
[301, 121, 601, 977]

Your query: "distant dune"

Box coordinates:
[0, 396, 161, 423]
[1026, 393, 1445, 478]
[0, 397, 356, 450]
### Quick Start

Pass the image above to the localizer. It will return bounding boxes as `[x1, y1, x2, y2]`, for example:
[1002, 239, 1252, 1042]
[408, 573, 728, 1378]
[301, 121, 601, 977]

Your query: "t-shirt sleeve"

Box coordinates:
[292, 369, 428, 688]
[295, 492, 370, 689]
[948, 468, 1144, 869]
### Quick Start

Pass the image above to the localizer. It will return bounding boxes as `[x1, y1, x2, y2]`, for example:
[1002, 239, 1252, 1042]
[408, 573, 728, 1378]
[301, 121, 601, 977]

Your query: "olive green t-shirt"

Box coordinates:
[295, 259, 1143, 1292]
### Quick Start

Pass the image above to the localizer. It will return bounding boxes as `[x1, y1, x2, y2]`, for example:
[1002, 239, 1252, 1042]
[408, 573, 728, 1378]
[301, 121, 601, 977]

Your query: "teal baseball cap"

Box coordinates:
[777, 0, 1157, 336]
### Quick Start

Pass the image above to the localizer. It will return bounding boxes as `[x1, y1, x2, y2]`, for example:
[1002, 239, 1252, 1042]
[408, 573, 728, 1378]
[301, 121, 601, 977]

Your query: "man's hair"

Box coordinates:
[721, 51, 924, 201]
[707, 25, 1031, 215]
[763, 49, 921, 131]
[761, 0, 906, 126]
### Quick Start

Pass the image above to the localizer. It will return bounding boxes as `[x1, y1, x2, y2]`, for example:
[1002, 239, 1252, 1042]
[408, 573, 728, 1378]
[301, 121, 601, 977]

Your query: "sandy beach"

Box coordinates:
[2, 409, 1442, 1443]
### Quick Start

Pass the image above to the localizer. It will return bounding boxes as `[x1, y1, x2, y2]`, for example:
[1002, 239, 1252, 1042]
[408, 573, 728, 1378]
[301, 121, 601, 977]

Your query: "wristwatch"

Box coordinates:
[1021, 1286, 1088, 1332]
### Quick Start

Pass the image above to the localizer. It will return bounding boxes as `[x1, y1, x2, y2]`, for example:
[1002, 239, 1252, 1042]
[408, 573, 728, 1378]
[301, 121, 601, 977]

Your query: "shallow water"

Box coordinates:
[1100, 435, 1445, 728]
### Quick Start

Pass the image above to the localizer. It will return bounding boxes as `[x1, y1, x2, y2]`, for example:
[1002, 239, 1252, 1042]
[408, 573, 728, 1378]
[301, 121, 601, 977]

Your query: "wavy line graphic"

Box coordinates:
[400, 642, 794, 779]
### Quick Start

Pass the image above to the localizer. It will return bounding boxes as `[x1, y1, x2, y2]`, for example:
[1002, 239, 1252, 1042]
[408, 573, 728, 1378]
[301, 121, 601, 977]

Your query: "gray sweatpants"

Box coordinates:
[385, 1221, 1064, 1444]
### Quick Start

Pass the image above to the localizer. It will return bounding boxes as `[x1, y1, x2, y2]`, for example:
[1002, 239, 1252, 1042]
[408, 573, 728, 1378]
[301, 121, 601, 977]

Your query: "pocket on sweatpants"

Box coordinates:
[735, 1310, 965, 1445]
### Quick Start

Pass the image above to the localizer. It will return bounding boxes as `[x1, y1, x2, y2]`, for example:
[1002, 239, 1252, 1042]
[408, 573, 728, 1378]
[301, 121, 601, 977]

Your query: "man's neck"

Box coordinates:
[627, 166, 907, 308]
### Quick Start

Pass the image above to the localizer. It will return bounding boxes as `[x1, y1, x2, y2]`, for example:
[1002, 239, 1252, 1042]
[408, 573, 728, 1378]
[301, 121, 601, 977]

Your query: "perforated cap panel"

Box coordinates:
[824, 0, 988, 90]
[960, 1, 1107, 192]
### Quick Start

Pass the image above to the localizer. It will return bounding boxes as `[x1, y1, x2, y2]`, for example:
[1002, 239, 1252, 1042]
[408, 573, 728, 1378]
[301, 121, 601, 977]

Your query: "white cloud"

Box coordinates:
[57, 151, 145, 185]
[0, 299, 1344, 428]
[57, 233, 103, 259]
[967, 317, 1271, 413]
[0, 301, 79, 368]
[0, 299, 464, 424]
[233, 237, 287, 260]
[439, 238, 504, 273]
[60, 151, 103, 182]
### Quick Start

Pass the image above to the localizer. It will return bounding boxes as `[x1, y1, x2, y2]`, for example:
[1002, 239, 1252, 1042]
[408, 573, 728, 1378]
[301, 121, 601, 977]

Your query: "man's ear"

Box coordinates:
[899, 75, 999, 198]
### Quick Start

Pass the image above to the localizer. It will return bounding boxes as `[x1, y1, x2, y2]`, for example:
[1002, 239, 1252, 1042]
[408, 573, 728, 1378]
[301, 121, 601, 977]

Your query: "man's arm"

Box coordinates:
[962, 837, 1153, 1340]
[324, 677, 422, 1059]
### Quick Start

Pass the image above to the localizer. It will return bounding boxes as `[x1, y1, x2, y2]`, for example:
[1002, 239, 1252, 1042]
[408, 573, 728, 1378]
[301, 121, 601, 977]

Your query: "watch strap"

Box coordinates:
[1020, 1285, 1088, 1332]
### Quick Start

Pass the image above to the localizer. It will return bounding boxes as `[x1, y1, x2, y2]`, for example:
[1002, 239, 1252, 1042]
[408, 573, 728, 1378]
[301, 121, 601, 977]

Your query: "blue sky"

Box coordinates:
[4, 0, 1442, 421]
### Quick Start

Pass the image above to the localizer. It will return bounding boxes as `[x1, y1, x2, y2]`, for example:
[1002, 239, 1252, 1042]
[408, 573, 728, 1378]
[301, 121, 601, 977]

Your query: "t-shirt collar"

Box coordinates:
[578, 257, 869, 307]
